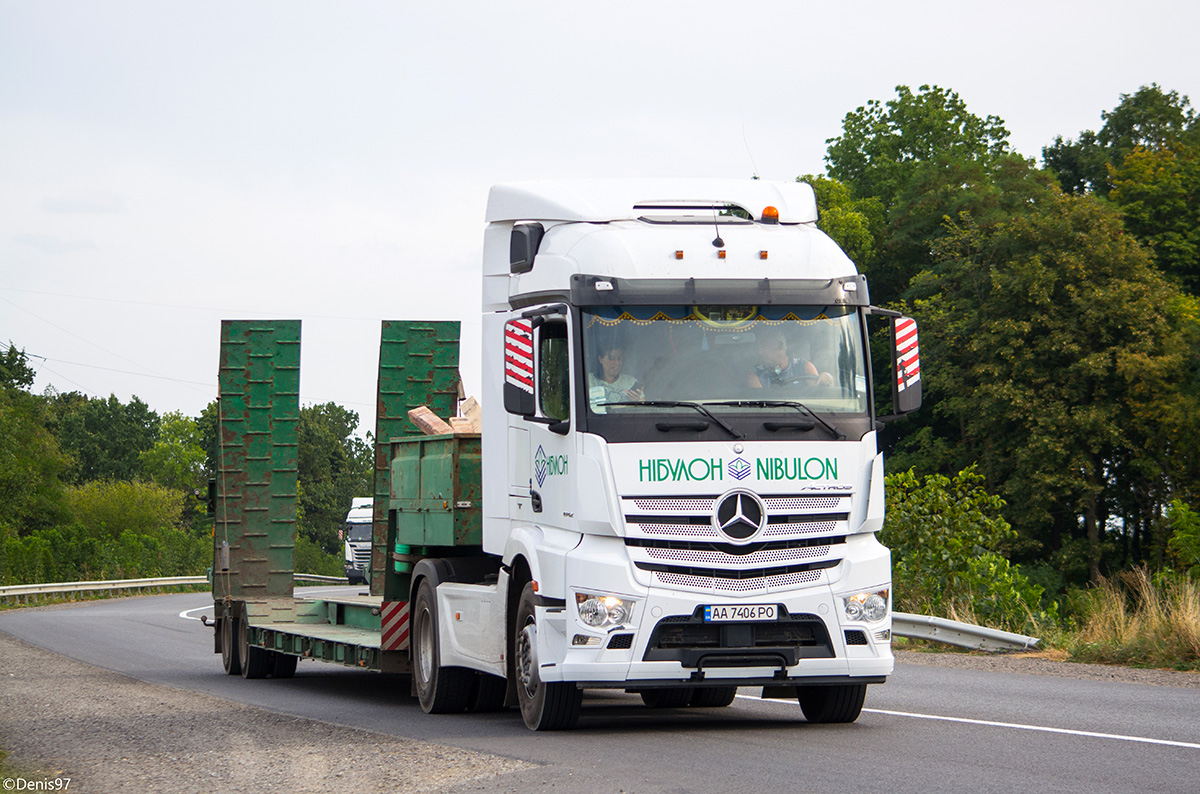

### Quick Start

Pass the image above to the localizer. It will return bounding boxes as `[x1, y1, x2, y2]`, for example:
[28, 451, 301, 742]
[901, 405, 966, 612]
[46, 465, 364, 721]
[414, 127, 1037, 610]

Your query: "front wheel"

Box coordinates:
[797, 683, 866, 723]
[515, 582, 581, 730]
[690, 686, 738, 708]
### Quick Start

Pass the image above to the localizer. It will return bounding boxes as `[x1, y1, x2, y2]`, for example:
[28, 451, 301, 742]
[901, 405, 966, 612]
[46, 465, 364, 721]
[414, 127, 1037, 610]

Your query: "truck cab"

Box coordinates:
[427, 179, 922, 728]
[342, 497, 372, 585]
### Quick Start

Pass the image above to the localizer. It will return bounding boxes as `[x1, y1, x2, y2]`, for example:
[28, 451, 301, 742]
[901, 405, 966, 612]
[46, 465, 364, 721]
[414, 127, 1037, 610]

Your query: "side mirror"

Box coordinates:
[503, 318, 536, 416]
[892, 316, 921, 414]
[510, 223, 545, 274]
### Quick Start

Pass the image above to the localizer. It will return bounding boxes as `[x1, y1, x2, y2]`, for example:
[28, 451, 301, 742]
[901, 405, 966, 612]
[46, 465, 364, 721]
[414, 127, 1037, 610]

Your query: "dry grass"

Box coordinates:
[1069, 568, 1200, 671]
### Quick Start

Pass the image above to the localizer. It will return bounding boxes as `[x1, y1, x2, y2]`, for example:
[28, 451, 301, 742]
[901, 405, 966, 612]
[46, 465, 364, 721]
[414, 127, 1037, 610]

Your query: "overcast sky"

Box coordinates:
[3, 1, 1197, 437]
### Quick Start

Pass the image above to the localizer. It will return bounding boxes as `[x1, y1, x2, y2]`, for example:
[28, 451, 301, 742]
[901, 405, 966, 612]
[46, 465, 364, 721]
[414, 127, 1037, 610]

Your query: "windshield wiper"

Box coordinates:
[599, 400, 745, 439]
[705, 400, 846, 440]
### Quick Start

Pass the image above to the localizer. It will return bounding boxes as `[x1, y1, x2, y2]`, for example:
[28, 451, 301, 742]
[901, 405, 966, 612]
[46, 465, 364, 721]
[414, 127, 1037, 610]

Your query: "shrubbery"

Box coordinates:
[881, 466, 1056, 634]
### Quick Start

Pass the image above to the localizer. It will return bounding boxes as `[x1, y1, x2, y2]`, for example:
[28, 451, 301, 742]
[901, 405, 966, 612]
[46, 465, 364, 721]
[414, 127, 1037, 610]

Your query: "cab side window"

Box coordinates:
[538, 320, 569, 421]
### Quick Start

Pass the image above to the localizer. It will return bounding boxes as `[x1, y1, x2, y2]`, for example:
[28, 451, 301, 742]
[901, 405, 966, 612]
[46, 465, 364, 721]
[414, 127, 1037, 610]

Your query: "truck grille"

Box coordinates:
[622, 493, 851, 595]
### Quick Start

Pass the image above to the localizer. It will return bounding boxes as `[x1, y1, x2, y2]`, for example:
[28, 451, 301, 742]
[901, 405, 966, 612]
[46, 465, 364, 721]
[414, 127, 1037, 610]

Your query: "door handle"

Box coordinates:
[530, 489, 543, 513]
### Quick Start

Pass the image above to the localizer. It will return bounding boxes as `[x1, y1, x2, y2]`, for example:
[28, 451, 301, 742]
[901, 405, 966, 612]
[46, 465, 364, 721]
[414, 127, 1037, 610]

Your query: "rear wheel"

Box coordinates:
[641, 688, 694, 708]
[515, 582, 581, 730]
[690, 686, 738, 708]
[797, 683, 866, 723]
[412, 579, 472, 713]
[220, 613, 240, 675]
[238, 616, 271, 679]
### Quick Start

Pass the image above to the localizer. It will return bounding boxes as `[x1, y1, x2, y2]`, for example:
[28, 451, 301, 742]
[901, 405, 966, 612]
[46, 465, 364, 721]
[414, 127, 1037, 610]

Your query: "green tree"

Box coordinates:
[65, 480, 183, 540]
[0, 390, 71, 536]
[297, 403, 373, 552]
[139, 411, 206, 492]
[821, 85, 1037, 302]
[902, 192, 1190, 582]
[1109, 142, 1200, 294]
[798, 175, 884, 268]
[825, 84, 1011, 212]
[881, 466, 1052, 631]
[1043, 83, 1196, 198]
[1, 343, 36, 391]
[1166, 500, 1200, 578]
[48, 393, 160, 484]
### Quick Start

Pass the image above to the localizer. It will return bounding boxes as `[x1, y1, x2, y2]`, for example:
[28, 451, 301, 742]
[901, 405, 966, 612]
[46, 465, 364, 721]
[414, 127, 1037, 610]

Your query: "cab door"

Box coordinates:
[503, 309, 577, 531]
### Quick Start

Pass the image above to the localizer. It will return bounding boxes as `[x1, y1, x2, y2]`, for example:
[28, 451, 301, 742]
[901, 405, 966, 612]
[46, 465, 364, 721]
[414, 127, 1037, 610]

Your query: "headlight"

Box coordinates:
[575, 592, 635, 628]
[842, 589, 889, 623]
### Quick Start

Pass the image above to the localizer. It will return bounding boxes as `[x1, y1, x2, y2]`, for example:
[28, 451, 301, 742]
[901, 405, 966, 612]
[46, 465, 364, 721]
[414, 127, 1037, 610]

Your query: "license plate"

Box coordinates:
[704, 604, 778, 622]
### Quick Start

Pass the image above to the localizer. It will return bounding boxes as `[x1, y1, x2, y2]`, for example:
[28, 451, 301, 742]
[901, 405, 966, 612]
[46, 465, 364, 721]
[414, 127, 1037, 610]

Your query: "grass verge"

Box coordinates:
[1067, 569, 1200, 671]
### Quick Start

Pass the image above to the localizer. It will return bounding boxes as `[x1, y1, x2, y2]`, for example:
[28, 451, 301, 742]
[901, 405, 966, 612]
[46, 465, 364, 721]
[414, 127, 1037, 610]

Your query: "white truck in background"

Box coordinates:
[342, 497, 372, 585]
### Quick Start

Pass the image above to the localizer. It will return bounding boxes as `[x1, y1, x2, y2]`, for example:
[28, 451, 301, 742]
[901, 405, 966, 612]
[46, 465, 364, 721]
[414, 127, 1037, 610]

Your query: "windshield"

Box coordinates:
[581, 305, 868, 417]
[344, 523, 371, 542]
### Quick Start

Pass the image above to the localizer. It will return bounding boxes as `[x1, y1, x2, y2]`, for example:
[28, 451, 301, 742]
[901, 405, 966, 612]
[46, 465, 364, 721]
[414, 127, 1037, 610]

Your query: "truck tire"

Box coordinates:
[641, 688, 694, 708]
[271, 652, 298, 679]
[797, 683, 866, 723]
[412, 579, 472, 713]
[220, 615, 240, 676]
[690, 686, 738, 708]
[467, 673, 508, 713]
[238, 616, 271, 679]
[515, 582, 581, 730]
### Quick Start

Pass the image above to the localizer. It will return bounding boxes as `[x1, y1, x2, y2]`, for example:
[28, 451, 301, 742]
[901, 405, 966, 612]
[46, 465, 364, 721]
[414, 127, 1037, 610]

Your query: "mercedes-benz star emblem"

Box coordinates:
[713, 490, 766, 543]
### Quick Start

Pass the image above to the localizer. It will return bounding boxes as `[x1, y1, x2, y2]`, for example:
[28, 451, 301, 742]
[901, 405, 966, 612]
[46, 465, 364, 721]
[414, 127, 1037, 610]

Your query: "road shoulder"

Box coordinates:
[0, 632, 534, 793]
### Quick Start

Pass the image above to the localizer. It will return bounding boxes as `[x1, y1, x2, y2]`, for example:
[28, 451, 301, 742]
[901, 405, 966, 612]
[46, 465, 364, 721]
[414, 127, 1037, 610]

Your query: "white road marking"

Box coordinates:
[179, 605, 213, 621]
[176, 587, 364, 621]
[736, 695, 1200, 750]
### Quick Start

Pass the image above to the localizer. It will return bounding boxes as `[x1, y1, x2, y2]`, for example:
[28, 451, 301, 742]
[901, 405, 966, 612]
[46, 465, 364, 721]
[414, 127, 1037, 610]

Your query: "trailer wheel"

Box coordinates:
[412, 579, 472, 713]
[220, 614, 240, 675]
[797, 683, 866, 723]
[271, 652, 298, 679]
[515, 582, 581, 730]
[690, 686, 738, 708]
[641, 687, 694, 708]
[238, 616, 271, 679]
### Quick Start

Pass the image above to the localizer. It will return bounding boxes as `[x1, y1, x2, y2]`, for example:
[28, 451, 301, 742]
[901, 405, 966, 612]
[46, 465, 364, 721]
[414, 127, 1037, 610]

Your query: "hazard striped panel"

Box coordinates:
[895, 317, 920, 392]
[504, 319, 534, 393]
[380, 600, 410, 651]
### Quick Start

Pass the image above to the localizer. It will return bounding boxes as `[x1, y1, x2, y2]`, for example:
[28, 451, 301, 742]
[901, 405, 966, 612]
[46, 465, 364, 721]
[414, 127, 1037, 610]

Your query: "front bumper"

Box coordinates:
[536, 583, 893, 685]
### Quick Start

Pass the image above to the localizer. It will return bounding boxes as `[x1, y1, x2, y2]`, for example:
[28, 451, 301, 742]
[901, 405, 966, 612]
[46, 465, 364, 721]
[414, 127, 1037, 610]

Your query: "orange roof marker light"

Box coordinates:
[675, 250, 684, 259]
[761, 205, 780, 224]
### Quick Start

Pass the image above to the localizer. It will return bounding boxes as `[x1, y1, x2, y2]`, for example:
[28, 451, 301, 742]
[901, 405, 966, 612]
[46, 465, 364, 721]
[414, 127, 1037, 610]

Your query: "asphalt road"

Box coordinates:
[2, 589, 1198, 794]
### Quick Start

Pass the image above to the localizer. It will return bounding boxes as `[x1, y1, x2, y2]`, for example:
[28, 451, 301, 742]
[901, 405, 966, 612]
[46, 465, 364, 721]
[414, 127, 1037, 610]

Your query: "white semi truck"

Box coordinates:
[211, 178, 921, 732]
[341, 497, 372, 585]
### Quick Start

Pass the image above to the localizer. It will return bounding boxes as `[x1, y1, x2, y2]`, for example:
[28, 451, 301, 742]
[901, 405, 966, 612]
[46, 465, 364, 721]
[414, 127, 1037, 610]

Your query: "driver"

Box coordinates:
[748, 328, 834, 388]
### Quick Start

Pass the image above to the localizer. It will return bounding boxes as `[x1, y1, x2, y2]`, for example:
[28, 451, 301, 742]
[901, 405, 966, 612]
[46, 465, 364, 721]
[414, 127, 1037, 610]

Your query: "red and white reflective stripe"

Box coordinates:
[381, 600, 410, 651]
[895, 318, 920, 392]
[505, 319, 534, 393]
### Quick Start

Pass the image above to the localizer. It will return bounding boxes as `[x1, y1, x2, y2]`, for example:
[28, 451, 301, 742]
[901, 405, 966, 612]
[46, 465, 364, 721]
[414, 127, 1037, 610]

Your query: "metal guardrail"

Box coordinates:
[893, 611, 1040, 651]
[0, 574, 350, 605]
[2, 580, 1039, 652]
